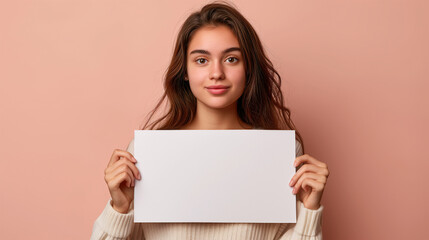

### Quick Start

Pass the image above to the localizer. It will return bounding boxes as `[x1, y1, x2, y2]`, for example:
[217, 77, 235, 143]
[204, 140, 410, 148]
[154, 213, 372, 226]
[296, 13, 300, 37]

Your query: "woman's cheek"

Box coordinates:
[188, 72, 207, 90]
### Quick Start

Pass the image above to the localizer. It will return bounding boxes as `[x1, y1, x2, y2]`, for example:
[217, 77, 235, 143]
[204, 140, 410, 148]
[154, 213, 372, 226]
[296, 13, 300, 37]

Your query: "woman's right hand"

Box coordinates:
[104, 149, 141, 214]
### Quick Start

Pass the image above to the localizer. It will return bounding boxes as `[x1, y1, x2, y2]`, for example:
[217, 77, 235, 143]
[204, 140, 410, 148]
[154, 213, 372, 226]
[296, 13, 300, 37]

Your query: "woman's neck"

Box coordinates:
[181, 102, 252, 130]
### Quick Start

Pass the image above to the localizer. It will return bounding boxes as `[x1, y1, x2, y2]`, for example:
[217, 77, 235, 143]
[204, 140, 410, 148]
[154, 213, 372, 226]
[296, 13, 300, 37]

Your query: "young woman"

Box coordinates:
[91, 1, 329, 239]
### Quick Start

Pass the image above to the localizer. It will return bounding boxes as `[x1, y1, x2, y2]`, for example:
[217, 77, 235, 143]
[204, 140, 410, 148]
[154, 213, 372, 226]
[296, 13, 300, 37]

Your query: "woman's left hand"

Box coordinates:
[289, 154, 330, 210]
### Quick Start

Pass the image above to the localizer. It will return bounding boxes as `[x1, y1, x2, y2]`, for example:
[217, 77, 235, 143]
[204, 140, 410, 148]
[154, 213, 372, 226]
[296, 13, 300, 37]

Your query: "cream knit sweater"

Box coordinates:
[91, 138, 324, 240]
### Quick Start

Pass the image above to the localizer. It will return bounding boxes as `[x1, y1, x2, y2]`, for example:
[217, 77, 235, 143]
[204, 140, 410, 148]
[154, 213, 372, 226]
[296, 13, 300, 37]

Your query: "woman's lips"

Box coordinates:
[206, 87, 229, 94]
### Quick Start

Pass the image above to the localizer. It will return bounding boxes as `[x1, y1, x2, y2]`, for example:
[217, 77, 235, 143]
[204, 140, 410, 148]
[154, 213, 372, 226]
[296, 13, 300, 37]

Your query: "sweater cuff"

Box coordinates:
[96, 199, 135, 238]
[293, 200, 323, 236]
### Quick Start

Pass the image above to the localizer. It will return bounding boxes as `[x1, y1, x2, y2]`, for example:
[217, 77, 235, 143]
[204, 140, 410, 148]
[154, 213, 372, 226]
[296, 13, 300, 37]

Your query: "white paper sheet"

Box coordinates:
[133, 130, 296, 223]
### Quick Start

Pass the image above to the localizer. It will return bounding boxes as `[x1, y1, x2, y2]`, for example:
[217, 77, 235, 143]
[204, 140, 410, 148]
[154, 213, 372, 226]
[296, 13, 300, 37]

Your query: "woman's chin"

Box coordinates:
[198, 100, 236, 110]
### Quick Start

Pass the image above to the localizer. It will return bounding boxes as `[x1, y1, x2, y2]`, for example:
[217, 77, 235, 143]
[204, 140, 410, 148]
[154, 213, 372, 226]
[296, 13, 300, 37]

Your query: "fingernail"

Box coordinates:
[132, 157, 137, 162]
[292, 188, 296, 194]
[289, 179, 293, 186]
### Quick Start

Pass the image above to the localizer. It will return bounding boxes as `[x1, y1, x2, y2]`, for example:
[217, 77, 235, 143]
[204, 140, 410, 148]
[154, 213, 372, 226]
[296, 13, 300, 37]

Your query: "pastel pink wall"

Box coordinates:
[1, 0, 427, 239]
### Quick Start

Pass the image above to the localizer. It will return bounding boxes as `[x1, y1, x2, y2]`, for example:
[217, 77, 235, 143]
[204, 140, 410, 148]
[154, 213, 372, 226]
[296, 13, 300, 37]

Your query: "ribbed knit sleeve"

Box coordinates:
[275, 200, 323, 240]
[90, 199, 135, 240]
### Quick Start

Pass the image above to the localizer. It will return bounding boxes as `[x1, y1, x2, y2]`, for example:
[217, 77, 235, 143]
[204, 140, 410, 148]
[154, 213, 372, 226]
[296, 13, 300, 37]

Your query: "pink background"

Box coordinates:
[1, 0, 428, 239]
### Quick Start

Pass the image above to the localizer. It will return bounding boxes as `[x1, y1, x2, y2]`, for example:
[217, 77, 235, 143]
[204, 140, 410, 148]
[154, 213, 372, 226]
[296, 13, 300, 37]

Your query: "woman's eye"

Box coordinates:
[226, 57, 238, 63]
[196, 58, 207, 64]
[195, 57, 237, 64]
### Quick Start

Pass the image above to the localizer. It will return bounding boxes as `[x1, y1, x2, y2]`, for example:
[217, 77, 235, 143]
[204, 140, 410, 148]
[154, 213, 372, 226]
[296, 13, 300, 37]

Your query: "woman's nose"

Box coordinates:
[209, 61, 225, 80]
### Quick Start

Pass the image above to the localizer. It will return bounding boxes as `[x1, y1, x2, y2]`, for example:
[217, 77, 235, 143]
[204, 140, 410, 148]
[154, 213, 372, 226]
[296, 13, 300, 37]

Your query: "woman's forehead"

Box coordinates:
[188, 25, 240, 55]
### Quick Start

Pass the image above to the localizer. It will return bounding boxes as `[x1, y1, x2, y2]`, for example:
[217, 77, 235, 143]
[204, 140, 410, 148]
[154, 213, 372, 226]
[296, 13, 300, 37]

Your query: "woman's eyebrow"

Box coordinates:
[189, 47, 241, 55]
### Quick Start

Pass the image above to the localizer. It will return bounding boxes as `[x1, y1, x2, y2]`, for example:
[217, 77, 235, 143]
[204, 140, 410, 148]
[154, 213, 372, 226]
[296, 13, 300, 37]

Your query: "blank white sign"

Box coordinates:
[133, 130, 296, 223]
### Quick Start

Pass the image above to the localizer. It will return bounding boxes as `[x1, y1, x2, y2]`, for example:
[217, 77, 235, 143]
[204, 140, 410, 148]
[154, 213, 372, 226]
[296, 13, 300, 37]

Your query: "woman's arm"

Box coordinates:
[90, 198, 136, 240]
[275, 141, 325, 240]
[277, 200, 323, 240]
[91, 138, 144, 240]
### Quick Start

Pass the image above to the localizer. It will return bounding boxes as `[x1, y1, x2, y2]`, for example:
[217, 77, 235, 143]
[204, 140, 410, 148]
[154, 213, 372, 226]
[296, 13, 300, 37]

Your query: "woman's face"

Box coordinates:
[186, 24, 246, 110]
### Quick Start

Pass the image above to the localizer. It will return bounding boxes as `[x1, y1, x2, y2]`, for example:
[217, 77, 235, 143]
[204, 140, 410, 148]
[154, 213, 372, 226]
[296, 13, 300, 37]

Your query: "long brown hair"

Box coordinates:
[140, 0, 304, 152]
